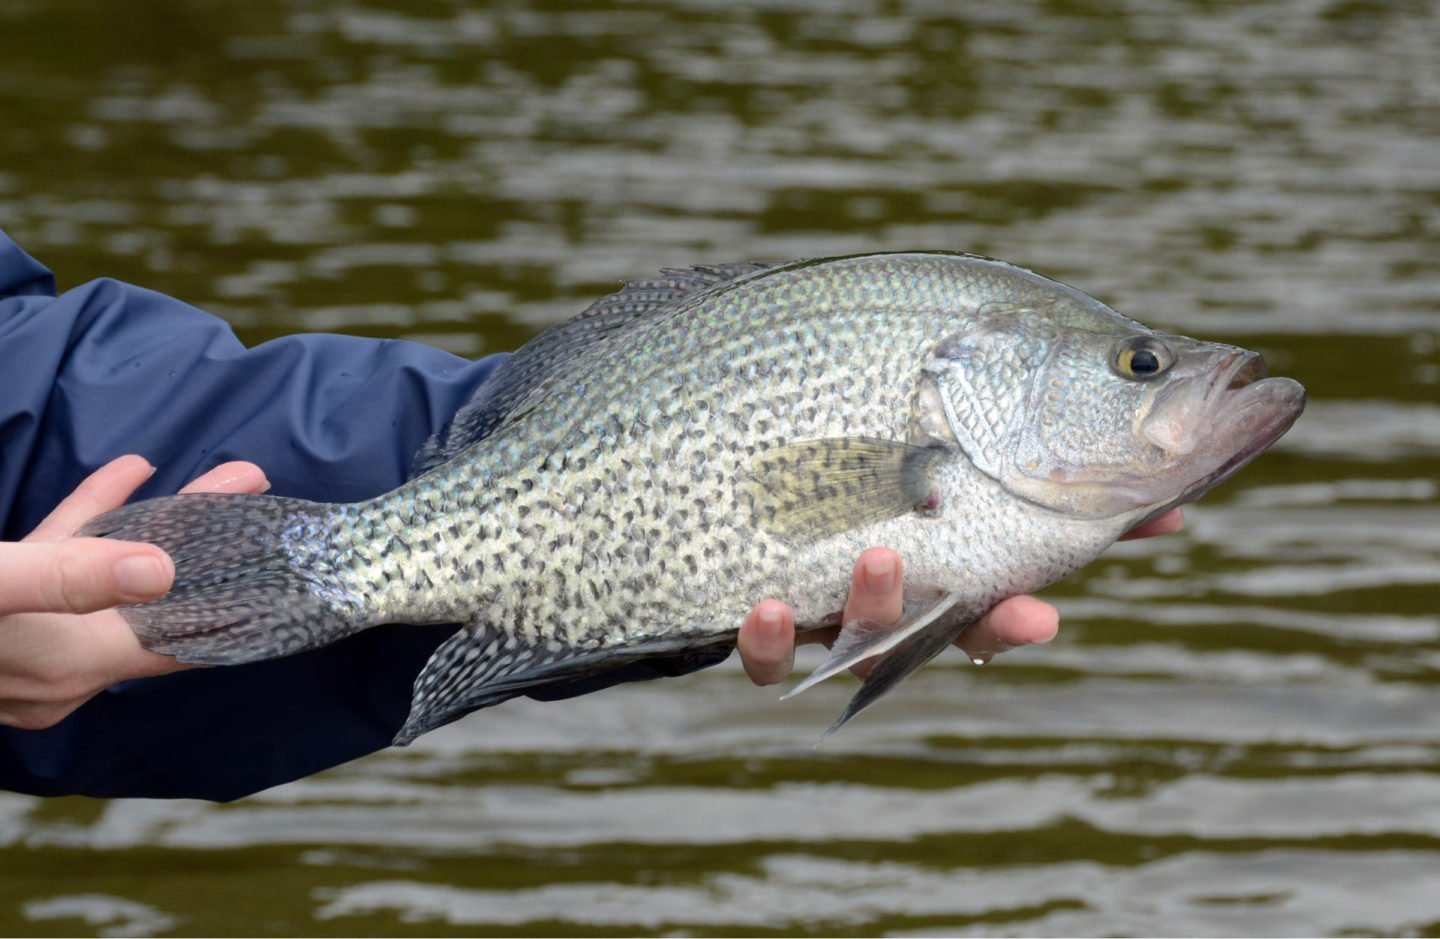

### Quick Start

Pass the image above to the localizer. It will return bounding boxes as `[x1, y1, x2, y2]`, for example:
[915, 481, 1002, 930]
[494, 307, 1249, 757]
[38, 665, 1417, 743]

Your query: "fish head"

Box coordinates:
[918, 294, 1306, 527]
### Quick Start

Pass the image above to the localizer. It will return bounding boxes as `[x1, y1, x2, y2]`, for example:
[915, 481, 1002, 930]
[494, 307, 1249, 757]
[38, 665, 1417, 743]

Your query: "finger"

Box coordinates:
[842, 547, 904, 628]
[836, 548, 906, 678]
[956, 595, 1060, 660]
[737, 600, 796, 686]
[178, 461, 270, 495]
[26, 455, 156, 543]
[1120, 507, 1185, 541]
[80, 609, 196, 686]
[791, 548, 907, 653]
[0, 540, 174, 617]
[0, 609, 187, 731]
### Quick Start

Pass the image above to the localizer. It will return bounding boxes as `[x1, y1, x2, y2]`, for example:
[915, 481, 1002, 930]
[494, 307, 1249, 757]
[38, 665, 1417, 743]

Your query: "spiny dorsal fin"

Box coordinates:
[589, 262, 780, 321]
[745, 437, 953, 543]
[410, 261, 784, 475]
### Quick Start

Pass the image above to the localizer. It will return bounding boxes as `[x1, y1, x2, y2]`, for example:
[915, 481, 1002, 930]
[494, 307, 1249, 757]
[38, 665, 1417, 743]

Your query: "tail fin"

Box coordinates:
[79, 493, 366, 665]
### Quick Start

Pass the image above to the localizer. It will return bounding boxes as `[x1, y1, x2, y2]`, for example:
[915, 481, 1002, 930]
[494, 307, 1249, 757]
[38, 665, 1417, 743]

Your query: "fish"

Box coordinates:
[79, 252, 1306, 745]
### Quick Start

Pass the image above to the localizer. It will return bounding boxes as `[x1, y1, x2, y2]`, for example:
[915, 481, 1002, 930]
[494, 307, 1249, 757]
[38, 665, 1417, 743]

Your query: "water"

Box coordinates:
[1, 0, 1438, 934]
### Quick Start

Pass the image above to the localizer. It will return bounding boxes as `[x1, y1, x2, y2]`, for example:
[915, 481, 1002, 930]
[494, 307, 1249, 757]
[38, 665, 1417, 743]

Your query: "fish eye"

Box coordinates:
[1113, 337, 1172, 380]
[1130, 349, 1161, 374]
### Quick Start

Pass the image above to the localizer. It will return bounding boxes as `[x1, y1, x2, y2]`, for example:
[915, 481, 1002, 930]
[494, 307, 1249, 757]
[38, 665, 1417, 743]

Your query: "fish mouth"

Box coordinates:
[1223, 352, 1269, 390]
[1138, 352, 1305, 523]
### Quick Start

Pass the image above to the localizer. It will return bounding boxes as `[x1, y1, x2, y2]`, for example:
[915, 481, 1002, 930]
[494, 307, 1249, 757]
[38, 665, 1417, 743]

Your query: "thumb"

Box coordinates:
[0, 539, 175, 617]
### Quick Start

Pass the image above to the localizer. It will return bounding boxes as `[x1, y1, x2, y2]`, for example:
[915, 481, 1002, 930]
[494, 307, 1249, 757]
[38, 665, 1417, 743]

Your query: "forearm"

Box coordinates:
[0, 230, 503, 799]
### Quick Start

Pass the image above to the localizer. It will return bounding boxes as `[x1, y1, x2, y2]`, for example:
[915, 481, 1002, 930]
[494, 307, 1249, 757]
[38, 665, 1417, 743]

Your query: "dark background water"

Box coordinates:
[1, 0, 1438, 935]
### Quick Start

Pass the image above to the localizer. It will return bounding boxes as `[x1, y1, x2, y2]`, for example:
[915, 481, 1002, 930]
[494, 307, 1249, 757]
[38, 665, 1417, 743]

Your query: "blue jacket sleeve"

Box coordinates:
[0, 233, 503, 801]
[0, 232, 733, 801]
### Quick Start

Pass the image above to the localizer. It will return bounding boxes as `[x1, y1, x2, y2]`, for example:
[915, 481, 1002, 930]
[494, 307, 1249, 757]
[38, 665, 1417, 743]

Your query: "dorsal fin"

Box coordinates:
[591, 262, 780, 319]
[410, 261, 782, 475]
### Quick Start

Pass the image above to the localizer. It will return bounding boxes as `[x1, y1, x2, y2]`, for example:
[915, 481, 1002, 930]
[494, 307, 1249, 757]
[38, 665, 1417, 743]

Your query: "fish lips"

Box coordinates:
[1137, 352, 1306, 522]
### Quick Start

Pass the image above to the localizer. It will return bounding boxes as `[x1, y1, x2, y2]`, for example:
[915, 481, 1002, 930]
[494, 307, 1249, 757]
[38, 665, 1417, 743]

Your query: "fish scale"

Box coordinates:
[79, 252, 1305, 745]
[375, 262, 936, 631]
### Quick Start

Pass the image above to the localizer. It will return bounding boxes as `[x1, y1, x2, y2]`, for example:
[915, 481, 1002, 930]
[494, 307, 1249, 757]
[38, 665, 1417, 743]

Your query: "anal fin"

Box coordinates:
[395, 627, 733, 745]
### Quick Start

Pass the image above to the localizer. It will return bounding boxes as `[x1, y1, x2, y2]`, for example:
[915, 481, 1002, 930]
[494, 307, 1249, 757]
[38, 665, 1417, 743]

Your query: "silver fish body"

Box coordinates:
[81, 253, 1306, 744]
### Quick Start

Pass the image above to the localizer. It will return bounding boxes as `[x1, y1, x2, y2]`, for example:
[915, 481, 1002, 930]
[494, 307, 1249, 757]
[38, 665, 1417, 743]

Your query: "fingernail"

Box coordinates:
[863, 555, 896, 593]
[258, 480, 272, 494]
[757, 605, 784, 639]
[114, 555, 170, 599]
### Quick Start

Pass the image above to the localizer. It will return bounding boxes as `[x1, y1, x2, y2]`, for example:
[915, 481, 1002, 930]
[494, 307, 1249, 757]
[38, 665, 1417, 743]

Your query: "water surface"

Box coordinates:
[1, 0, 1437, 935]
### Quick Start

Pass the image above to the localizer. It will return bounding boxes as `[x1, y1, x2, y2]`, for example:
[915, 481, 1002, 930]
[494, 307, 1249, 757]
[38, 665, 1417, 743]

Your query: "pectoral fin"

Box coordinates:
[747, 437, 950, 543]
[781, 591, 961, 700]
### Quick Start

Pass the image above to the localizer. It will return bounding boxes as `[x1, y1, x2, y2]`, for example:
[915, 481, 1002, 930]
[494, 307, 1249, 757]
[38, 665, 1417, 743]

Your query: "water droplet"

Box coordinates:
[970, 653, 992, 666]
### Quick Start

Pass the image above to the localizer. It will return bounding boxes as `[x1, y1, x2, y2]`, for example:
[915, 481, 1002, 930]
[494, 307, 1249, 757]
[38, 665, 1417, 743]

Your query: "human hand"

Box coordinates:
[0, 455, 269, 730]
[735, 508, 1186, 685]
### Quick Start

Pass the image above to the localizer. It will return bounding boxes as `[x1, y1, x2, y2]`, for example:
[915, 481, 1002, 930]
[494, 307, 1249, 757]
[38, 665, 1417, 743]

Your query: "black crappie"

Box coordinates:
[81, 253, 1306, 745]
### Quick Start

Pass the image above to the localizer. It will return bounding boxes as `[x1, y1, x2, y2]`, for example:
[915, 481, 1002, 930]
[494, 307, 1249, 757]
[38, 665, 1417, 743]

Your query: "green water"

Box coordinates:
[1, 0, 1438, 935]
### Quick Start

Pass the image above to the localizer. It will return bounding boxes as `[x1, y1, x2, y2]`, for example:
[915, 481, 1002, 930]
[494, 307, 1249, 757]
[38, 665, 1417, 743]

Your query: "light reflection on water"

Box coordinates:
[308, 851, 1440, 936]
[1, 0, 1438, 935]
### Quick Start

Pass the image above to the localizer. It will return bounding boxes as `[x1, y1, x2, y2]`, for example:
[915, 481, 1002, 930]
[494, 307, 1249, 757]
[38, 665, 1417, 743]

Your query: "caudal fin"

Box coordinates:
[79, 493, 366, 665]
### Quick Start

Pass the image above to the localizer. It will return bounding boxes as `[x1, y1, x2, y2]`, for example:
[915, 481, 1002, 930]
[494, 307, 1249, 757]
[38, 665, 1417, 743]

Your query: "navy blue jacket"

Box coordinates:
[0, 231, 714, 801]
